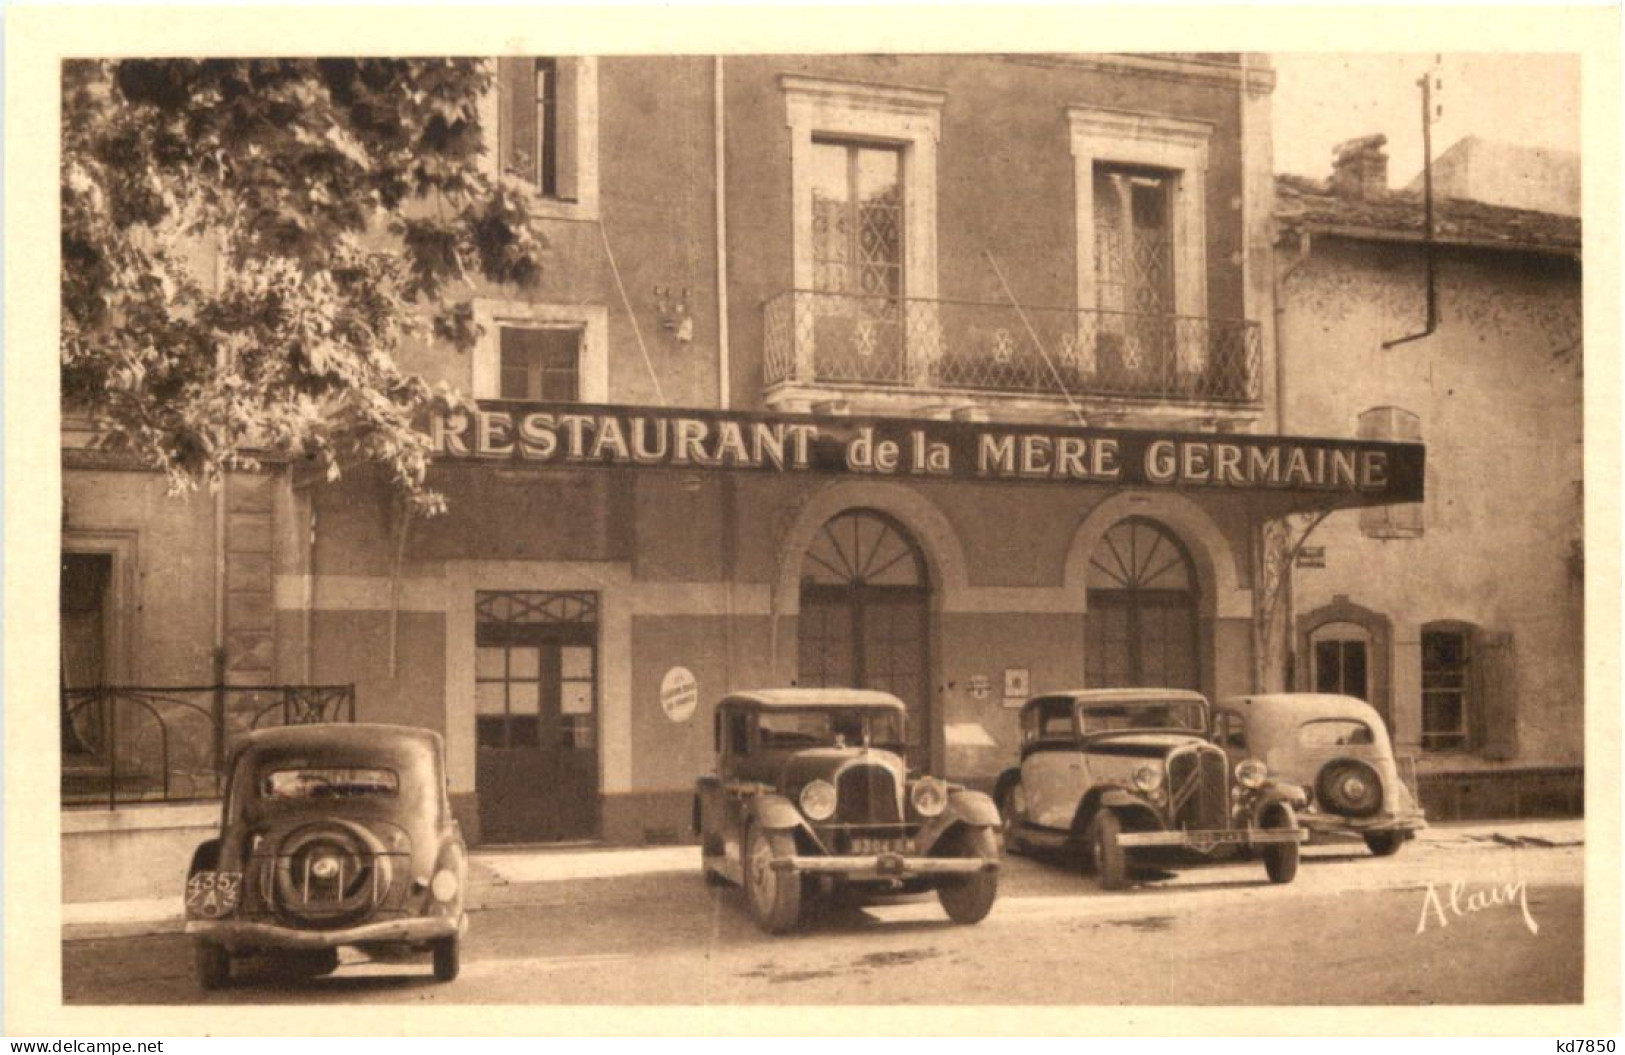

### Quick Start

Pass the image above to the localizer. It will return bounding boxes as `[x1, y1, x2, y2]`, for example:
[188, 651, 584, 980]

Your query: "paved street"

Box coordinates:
[62, 823, 1582, 1006]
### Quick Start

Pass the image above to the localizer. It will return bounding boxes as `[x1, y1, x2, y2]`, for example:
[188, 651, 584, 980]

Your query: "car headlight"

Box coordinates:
[430, 868, 460, 903]
[799, 779, 838, 821]
[1236, 759, 1269, 790]
[911, 777, 948, 817]
[1132, 764, 1163, 794]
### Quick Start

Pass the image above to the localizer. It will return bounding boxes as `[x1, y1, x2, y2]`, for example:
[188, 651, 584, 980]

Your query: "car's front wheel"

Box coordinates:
[195, 941, 230, 991]
[743, 824, 803, 934]
[432, 935, 460, 982]
[1262, 807, 1300, 884]
[936, 827, 999, 924]
[1089, 810, 1128, 891]
[1364, 830, 1405, 857]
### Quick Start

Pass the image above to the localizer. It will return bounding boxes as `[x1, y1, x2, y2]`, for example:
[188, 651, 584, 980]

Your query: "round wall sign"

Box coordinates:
[660, 666, 699, 723]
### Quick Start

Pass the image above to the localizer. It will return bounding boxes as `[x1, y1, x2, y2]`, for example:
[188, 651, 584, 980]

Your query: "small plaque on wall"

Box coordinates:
[1003, 667, 1030, 703]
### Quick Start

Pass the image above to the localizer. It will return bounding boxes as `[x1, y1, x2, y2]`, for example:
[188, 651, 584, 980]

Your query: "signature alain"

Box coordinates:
[1416, 878, 1539, 935]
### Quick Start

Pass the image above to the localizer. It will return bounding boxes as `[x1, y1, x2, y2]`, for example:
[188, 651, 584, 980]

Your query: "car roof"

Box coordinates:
[721, 688, 906, 710]
[233, 722, 444, 757]
[1219, 693, 1386, 723]
[1032, 688, 1211, 706]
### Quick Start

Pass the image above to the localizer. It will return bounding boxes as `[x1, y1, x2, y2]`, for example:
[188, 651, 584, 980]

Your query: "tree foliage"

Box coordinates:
[61, 58, 543, 512]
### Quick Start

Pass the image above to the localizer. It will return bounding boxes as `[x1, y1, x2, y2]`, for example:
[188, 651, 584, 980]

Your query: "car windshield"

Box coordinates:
[260, 767, 399, 800]
[1298, 718, 1375, 747]
[1077, 699, 1207, 735]
[756, 708, 906, 751]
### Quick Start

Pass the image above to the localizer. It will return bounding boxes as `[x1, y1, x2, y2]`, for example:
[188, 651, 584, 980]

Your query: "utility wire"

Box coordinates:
[599, 219, 669, 407]
[982, 248, 1087, 428]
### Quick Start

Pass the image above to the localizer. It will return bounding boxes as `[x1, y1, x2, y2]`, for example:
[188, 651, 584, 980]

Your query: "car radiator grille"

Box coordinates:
[1168, 746, 1229, 831]
[835, 764, 902, 825]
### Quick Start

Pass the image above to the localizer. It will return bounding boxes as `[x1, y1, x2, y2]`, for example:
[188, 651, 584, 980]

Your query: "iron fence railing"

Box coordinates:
[763, 289, 1262, 405]
[60, 684, 356, 809]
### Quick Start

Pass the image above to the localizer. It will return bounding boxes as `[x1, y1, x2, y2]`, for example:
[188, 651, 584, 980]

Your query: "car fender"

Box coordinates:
[992, 767, 1023, 805]
[745, 793, 810, 834]
[1076, 785, 1163, 833]
[188, 838, 222, 876]
[1249, 791, 1302, 828]
[914, 790, 1000, 853]
[1255, 780, 1308, 811]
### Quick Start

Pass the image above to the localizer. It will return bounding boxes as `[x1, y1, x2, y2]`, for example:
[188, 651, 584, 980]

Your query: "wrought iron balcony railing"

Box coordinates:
[61, 684, 356, 808]
[763, 290, 1262, 406]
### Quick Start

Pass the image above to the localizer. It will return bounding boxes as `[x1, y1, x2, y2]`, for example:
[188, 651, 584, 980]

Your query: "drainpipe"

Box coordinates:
[714, 56, 731, 409]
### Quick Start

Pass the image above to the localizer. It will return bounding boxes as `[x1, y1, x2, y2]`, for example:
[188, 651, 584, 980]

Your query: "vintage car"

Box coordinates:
[1213, 693, 1427, 855]
[694, 689, 1001, 933]
[994, 689, 1307, 889]
[184, 724, 467, 989]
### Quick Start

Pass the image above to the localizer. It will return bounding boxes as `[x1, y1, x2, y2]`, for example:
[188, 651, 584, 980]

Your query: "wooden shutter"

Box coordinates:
[497, 57, 537, 184]
[554, 59, 579, 201]
[1478, 631, 1518, 761]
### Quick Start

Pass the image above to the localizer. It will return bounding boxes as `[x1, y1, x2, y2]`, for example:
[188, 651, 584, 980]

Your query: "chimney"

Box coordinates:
[1330, 134, 1390, 199]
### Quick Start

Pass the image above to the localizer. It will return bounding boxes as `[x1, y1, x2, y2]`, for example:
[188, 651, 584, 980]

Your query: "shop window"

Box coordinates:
[499, 326, 581, 402]
[1310, 621, 1371, 701]
[494, 57, 597, 214]
[1421, 624, 1472, 752]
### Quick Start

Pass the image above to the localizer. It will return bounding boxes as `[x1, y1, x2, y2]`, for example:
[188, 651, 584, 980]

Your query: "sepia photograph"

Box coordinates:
[5, 4, 1618, 1038]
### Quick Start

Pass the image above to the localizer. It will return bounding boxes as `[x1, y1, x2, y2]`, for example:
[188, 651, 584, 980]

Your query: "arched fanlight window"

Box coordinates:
[1086, 517, 1194, 593]
[800, 509, 925, 588]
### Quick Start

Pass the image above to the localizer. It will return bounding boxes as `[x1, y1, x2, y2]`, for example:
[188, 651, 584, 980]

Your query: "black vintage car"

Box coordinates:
[183, 724, 467, 989]
[994, 689, 1307, 889]
[694, 689, 1001, 933]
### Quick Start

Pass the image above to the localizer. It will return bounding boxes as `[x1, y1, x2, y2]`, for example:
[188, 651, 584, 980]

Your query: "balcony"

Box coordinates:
[763, 290, 1262, 415]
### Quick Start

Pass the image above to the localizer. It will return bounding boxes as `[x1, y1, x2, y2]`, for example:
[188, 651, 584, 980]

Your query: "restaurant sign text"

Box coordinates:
[431, 403, 1424, 502]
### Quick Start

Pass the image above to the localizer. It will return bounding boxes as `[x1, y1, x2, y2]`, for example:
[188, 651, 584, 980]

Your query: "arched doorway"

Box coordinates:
[1085, 517, 1200, 690]
[797, 509, 932, 767]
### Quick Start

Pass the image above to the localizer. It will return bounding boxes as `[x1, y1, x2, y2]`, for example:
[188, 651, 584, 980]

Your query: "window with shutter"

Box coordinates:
[1421, 623, 1476, 752]
[492, 57, 596, 217]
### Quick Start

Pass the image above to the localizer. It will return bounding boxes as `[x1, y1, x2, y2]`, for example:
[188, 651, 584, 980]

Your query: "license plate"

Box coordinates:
[185, 871, 242, 919]
[1187, 830, 1247, 852]
[850, 837, 914, 855]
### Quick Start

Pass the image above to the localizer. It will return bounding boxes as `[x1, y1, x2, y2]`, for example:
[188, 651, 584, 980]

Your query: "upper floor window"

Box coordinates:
[811, 139, 904, 301]
[782, 75, 944, 301]
[1069, 108, 1212, 343]
[472, 299, 608, 403]
[499, 326, 580, 403]
[490, 57, 599, 218]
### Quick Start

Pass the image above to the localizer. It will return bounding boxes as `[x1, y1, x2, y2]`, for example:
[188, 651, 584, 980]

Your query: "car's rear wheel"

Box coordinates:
[996, 782, 1027, 856]
[743, 824, 803, 934]
[432, 935, 460, 982]
[1262, 807, 1300, 884]
[195, 941, 230, 991]
[1364, 830, 1405, 857]
[936, 827, 999, 924]
[1089, 810, 1128, 891]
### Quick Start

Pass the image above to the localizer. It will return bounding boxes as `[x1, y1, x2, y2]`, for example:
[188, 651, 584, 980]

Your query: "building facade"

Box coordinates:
[1277, 138, 1583, 819]
[63, 55, 1446, 878]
